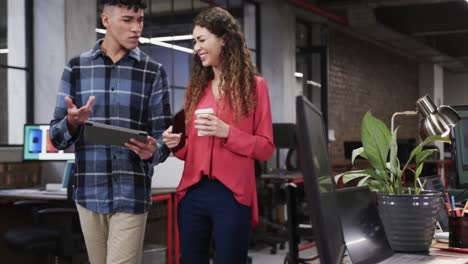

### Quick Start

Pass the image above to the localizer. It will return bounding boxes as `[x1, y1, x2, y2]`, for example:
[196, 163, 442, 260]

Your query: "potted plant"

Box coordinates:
[335, 111, 450, 252]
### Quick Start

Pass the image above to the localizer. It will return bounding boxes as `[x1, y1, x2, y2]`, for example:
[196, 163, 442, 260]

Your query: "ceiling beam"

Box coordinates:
[319, 0, 460, 9]
[412, 29, 468, 37]
[375, 2, 468, 35]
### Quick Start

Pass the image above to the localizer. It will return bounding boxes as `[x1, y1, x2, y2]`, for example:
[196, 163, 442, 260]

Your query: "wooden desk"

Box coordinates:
[377, 241, 468, 264]
[0, 187, 179, 264]
[304, 241, 468, 263]
[0, 188, 67, 200]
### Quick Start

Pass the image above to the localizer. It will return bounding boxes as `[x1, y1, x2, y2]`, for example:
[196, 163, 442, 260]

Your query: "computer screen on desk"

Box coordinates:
[336, 186, 394, 264]
[451, 106, 468, 187]
[23, 124, 75, 161]
[295, 95, 346, 264]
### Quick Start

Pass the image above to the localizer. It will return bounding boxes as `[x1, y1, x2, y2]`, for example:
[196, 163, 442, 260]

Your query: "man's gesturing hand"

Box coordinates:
[66, 96, 96, 135]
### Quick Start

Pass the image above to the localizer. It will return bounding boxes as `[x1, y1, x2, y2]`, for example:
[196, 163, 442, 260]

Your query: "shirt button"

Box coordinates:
[111, 87, 114, 91]
[113, 155, 117, 160]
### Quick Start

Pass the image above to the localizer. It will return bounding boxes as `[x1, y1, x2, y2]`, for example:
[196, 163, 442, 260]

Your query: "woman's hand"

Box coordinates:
[125, 135, 157, 160]
[194, 114, 229, 138]
[163, 126, 182, 149]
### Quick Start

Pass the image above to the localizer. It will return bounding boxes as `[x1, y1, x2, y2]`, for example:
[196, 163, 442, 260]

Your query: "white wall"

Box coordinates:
[35, 0, 96, 124]
[34, 0, 66, 124]
[260, 0, 296, 123]
[34, 0, 96, 182]
[7, 0, 26, 144]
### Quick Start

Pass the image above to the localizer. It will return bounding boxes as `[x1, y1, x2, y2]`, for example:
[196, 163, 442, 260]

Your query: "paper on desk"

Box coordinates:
[378, 253, 468, 264]
[46, 183, 63, 191]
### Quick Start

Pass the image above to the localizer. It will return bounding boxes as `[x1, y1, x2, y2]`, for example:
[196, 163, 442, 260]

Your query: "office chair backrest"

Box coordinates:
[273, 123, 296, 149]
[272, 123, 297, 170]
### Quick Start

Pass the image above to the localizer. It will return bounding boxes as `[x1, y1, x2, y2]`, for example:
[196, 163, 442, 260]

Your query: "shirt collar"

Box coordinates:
[90, 39, 141, 63]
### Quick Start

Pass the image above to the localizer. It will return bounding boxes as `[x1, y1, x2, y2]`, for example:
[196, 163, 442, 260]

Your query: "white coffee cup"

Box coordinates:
[194, 108, 214, 136]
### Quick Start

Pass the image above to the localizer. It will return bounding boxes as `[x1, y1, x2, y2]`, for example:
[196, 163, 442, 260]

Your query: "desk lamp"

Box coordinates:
[391, 94, 459, 137]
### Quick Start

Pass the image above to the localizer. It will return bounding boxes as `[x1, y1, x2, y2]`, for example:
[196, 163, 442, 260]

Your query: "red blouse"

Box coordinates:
[173, 76, 275, 227]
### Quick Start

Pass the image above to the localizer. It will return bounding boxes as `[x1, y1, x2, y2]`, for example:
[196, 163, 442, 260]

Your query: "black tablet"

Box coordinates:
[172, 109, 185, 134]
[83, 121, 148, 146]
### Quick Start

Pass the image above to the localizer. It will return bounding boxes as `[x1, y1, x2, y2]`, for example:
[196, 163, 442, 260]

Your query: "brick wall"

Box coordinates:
[328, 29, 420, 163]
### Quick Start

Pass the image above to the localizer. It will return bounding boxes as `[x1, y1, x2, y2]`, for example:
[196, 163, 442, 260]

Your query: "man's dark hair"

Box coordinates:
[100, 0, 147, 11]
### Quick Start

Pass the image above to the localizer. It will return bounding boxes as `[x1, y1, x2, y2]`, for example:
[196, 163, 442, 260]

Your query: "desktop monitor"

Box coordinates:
[62, 160, 76, 190]
[336, 186, 394, 264]
[451, 106, 468, 188]
[295, 95, 346, 264]
[23, 124, 75, 161]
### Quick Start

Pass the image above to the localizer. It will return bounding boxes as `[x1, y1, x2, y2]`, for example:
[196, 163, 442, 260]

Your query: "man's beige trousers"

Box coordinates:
[76, 203, 148, 264]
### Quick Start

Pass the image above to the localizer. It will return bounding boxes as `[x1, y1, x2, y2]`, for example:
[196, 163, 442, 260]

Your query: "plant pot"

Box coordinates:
[377, 191, 441, 252]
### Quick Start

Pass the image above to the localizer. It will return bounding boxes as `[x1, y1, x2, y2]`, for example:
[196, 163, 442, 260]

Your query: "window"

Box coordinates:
[0, 0, 33, 145]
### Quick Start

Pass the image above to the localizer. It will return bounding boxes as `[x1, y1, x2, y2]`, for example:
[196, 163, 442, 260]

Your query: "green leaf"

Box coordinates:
[415, 163, 424, 179]
[351, 147, 366, 165]
[334, 170, 366, 183]
[342, 170, 370, 184]
[415, 149, 437, 164]
[373, 169, 388, 182]
[368, 180, 390, 193]
[361, 112, 391, 170]
[334, 173, 343, 183]
[357, 176, 370, 186]
[374, 169, 400, 193]
[403, 135, 450, 171]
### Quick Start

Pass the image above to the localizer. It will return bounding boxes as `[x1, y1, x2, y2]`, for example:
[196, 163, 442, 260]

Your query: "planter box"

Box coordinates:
[377, 191, 441, 252]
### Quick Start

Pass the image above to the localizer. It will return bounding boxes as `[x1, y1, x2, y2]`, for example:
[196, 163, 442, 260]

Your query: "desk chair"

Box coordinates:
[4, 182, 86, 263]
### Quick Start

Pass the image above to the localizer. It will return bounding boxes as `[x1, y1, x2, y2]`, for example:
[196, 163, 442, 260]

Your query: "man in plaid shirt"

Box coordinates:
[49, 0, 171, 263]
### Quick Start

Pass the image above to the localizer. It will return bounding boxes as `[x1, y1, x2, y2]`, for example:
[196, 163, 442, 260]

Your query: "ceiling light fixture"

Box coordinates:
[95, 28, 193, 54]
[139, 37, 193, 54]
[295, 72, 304, 78]
[0, 49, 9, 54]
[306, 80, 321, 87]
[153, 35, 193, 42]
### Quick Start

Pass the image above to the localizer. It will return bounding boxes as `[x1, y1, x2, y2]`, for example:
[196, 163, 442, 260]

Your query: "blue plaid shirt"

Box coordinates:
[50, 40, 172, 214]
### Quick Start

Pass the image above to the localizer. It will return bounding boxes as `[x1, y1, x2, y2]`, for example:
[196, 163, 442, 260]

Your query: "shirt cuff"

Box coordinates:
[59, 117, 83, 144]
[150, 142, 170, 166]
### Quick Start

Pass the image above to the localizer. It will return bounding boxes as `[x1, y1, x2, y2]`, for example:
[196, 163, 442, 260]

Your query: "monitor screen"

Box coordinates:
[62, 160, 76, 189]
[336, 186, 394, 264]
[23, 124, 75, 161]
[295, 95, 346, 264]
[451, 106, 468, 187]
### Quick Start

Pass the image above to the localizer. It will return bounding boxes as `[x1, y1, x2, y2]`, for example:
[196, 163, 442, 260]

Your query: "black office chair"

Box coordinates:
[4, 181, 86, 263]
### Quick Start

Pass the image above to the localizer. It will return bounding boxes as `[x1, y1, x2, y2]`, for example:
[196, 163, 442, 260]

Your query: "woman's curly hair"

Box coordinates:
[185, 7, 258, 124]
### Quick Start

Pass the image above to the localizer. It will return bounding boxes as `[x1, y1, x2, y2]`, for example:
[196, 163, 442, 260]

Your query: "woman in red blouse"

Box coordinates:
[163, 6, 275, 264]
